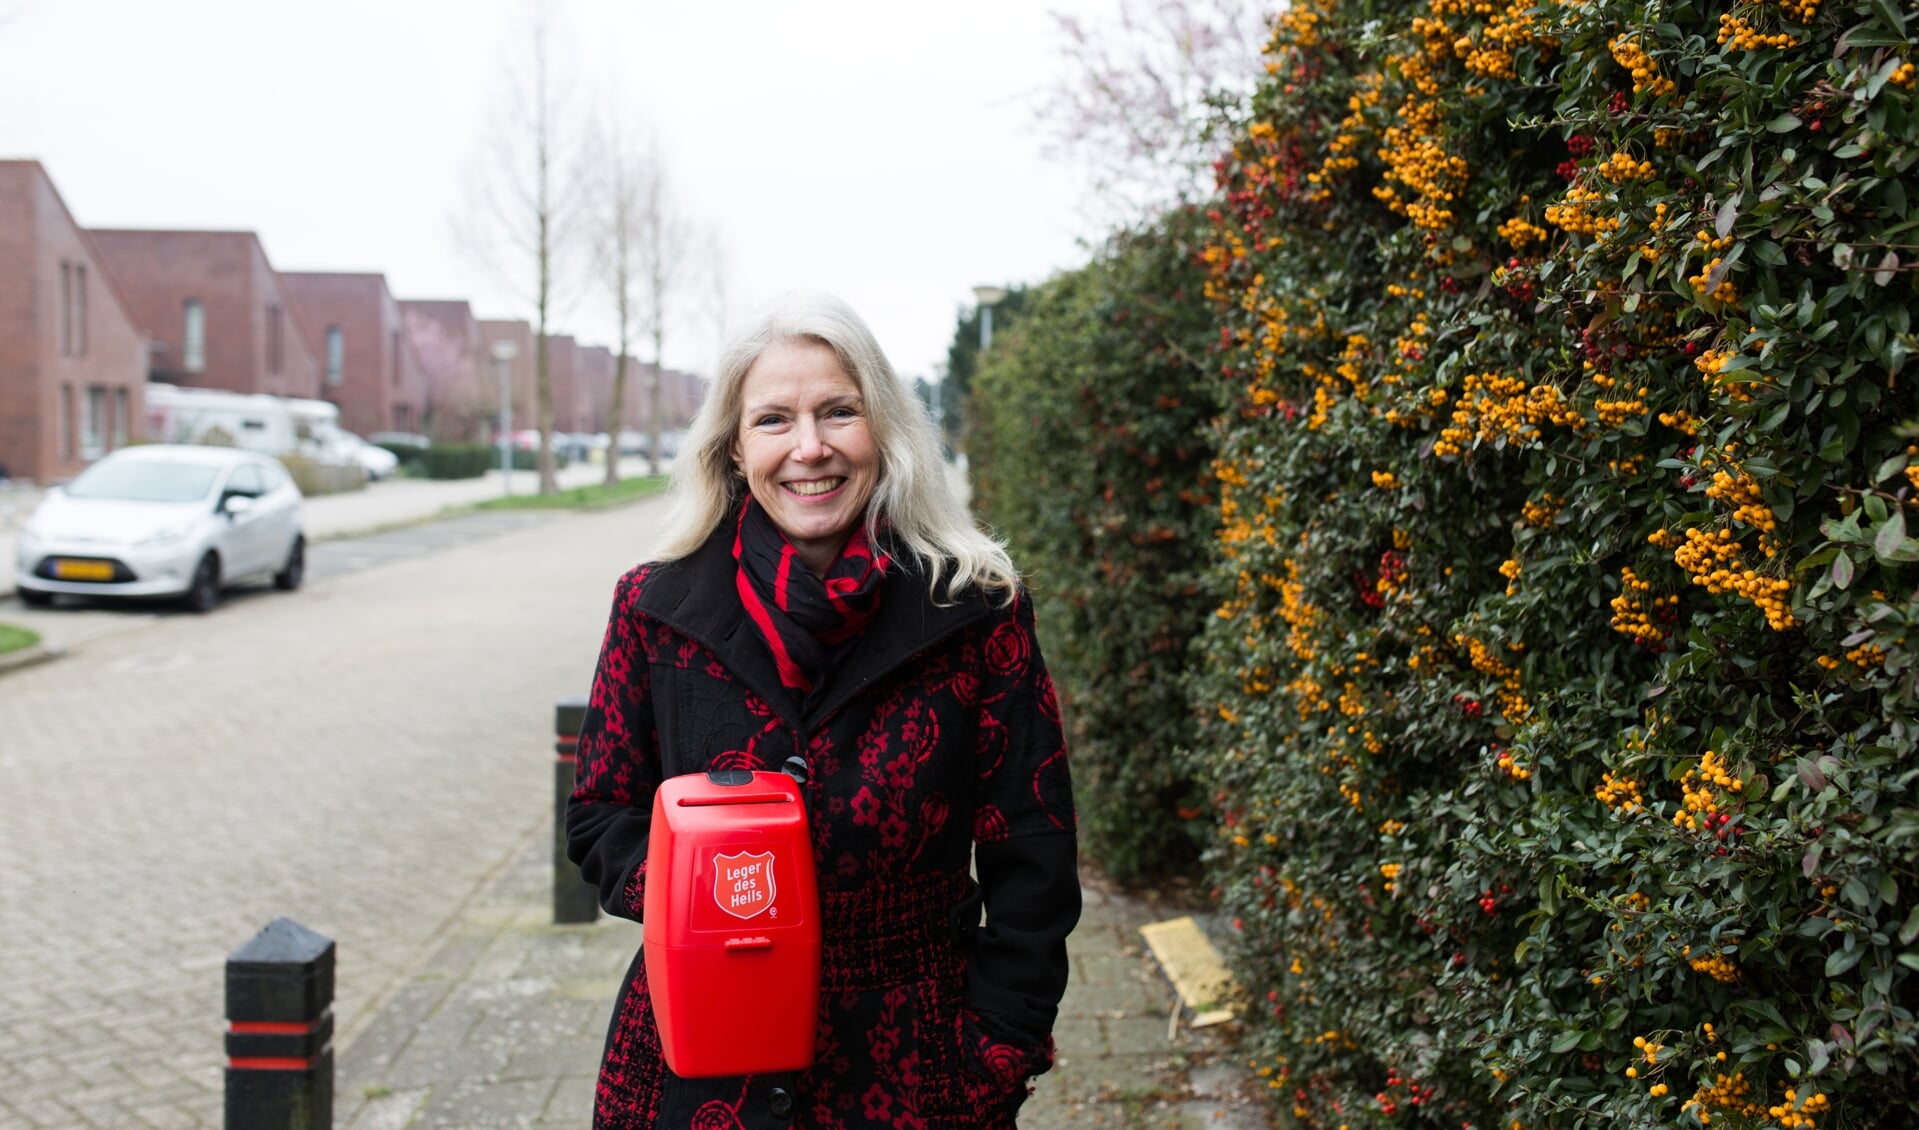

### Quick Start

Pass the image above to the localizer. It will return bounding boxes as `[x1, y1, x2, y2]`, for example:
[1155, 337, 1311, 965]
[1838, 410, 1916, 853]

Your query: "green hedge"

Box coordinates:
[423, 444, 496, 480]
[375, 441, 429, 471]
[969, 212, 1223, 883]
[1196, 0, 1919, 1126]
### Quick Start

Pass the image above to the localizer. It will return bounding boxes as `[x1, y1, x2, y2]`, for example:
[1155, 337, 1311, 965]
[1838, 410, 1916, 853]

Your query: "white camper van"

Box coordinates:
[143, 385, 398, 479]
[144, 384, 302, 456]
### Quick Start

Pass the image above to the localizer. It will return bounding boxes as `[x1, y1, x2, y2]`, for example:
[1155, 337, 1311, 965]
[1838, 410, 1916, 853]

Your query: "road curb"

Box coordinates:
[0, 640, 63, 677]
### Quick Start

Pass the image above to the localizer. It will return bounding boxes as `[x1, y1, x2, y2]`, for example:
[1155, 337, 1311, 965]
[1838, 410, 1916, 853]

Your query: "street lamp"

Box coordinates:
[491, 339, 518, 498]
[972, 285, 1007, 351]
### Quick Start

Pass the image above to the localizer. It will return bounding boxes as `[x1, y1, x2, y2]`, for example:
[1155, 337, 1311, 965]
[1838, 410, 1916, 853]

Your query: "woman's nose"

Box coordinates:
[793, 417, 829, 461]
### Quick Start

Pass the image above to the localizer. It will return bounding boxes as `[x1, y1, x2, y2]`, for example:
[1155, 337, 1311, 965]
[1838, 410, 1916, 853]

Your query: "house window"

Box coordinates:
[325, 326, 344, 386]
[266, 303, 283, 374]
[82, 386, 106, 460]
[114, 387, 129, 448]
[390, 329, 402, 386]
[59, 263, 72, 356]
[58, 261, 88, 356]
[58, 384, 73, 461]
[183, 299, 206, 373]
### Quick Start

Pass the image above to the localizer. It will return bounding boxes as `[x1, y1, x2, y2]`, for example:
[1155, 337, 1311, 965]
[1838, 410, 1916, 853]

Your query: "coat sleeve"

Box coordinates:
[965, 592, 1081, 1057]
[566, 566, 663, 921]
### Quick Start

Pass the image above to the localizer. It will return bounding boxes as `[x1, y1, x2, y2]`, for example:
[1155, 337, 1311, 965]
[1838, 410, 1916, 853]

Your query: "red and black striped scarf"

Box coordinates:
[732, 498, 892, 697]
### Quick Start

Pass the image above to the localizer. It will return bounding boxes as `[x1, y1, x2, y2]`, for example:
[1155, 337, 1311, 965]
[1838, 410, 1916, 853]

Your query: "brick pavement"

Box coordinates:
[336, 824, 1278, 1129]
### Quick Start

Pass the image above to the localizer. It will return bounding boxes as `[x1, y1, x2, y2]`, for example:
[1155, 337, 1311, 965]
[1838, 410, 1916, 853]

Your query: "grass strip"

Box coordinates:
[471, 473, 670, 512]
[0, 621, 42, 656]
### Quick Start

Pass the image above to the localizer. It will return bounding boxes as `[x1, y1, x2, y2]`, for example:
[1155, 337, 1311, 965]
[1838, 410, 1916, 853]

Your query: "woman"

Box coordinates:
[568, 293, 1080, 1129]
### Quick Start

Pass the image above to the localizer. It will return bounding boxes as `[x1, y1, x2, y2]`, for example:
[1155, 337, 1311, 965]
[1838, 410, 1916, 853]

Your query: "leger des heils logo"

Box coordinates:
[713, 850, 777, 919]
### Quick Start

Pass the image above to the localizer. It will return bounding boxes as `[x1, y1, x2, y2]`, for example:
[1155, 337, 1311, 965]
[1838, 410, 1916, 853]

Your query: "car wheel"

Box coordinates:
[17, 587, 53, 608]
[273, 535, 305, 591]
[183, 553, 221, 613]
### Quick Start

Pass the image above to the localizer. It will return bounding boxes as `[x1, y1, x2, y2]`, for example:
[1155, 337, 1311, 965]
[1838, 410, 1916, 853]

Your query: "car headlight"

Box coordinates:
[136, 525, 194, 548]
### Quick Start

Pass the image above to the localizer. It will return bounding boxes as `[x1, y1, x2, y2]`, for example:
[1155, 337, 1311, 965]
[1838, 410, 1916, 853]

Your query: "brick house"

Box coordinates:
[279, 272, 426, 438]
[0, 161, 148, 484]
[547, 335, 581, 434]
[88, 228, 320, 401]
[577, 344, 614, 435]
[400, 299, 489, 442]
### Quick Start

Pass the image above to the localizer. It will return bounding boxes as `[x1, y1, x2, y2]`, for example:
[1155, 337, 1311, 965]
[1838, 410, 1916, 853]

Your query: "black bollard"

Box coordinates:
[225, 917, 334, 1129]
[555, 695, 599, 924]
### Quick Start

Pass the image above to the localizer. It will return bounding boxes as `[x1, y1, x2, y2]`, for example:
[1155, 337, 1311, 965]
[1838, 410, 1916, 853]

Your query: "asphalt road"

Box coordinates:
[0, 498, 668, 1129]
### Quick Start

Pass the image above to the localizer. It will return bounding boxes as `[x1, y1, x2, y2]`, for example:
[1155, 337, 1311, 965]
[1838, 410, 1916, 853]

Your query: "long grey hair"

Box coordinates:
[649, 291, 1019, 603]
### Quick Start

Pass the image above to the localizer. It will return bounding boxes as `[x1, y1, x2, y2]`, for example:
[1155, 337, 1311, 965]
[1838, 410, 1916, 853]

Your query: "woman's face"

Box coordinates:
[734, 340, 880, 574]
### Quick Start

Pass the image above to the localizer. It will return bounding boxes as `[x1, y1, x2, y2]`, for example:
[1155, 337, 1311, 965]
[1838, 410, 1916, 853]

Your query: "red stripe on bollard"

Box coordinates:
[229, 1020, 315, 1036]
[229, 1056, 318, 1071]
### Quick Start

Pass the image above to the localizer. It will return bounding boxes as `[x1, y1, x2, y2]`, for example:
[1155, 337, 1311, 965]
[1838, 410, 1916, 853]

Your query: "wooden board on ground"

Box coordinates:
[1139, 915, 1235, 1027]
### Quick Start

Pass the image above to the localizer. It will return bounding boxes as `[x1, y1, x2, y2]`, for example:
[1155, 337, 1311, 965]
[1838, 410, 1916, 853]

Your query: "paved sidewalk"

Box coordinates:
[337, 823, 1277, 1129]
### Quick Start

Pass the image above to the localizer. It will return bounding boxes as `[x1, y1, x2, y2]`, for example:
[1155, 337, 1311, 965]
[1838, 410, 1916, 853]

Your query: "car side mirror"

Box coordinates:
[222, 495, 256, 518]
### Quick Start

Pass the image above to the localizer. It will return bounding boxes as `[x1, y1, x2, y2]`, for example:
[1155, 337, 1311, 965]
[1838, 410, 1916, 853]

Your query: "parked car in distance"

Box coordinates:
[309, 423, 399, 481]
[13, 445, 305, 613]
[367, 431, 432, 450]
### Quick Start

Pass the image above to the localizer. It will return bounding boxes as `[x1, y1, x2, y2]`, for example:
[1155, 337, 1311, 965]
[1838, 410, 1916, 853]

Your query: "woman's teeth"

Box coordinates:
[784, 478, 844, 497]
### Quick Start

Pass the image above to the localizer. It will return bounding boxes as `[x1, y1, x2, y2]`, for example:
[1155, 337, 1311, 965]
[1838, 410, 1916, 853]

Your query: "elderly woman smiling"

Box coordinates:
[568, 292, 1080, 1129]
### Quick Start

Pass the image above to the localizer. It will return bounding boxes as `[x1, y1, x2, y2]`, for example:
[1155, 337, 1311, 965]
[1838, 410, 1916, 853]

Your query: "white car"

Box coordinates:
[14, 445, 305, 613]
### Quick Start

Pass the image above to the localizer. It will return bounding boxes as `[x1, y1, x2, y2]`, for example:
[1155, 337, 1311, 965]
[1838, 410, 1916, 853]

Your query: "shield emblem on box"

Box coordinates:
[713, 850, 777, 920]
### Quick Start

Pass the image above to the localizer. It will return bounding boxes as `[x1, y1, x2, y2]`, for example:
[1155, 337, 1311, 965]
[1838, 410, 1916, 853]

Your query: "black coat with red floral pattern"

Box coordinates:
[567, 526, 1080, 1129]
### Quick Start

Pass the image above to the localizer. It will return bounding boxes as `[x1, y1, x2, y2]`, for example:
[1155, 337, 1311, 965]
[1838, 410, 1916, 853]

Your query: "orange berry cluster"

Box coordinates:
[1598, 150, 1656, 182]
[1596, 389, 1651, 428]
[1609, 35, 1677, 96]
[1694, 347, 1757, 402]
[1768, 1088, 1830, 1128]
[1520, 493, 1563, 527]
[1546, 184, 1622, 238]
[1893, 61, 1916, 88]
[1375, 96, 1469, 230]
[1434, 372, 1580, 457]
[1779, 0, 1821, 22]
[1372, 469, 1402, 490]
[1674, 749, 1744, 831]
[1684, 1071, 1765, 1124]
[1705, 469, 1776, 532]
[1595, 770, 1645, 813]
[1688, 946, 1740, 983]
[1671, 527, 1796, 628]
[1610, 566, 1677, 645]
[1497, 215, 1550, 248]
[1452, 632, 1531, 720]
[1689, 256, 1740, 304]
[1717, 13, 1795, 50]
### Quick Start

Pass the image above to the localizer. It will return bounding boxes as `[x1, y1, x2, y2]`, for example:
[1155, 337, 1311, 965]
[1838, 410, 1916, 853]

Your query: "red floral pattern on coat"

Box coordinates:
[569, 559, 1076, 1129]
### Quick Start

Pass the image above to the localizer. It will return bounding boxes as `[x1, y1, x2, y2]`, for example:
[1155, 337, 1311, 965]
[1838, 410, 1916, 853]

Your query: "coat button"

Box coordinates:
[768, 1086, 795, 1119]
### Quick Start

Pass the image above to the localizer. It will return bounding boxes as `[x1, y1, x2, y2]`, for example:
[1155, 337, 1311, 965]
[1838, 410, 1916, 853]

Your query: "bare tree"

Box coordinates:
[457, 0, 577, 494]
[701, 226, 732, 383]
[587, 114, 644, 487]
[632, 152, 694, 477]
[1035, 0, 1265, 219]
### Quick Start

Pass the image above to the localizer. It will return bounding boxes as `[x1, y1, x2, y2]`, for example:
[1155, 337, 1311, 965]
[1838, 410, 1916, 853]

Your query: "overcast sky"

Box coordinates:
[0, 0, 1123, 382]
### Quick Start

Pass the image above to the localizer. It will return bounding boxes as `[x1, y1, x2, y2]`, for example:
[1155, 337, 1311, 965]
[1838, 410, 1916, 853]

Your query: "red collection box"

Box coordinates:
[643, 770, 821, 1078]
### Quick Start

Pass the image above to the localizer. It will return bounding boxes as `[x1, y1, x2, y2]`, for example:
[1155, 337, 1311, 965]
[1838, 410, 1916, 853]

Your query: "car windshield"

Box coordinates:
[66, 460, 221, 503]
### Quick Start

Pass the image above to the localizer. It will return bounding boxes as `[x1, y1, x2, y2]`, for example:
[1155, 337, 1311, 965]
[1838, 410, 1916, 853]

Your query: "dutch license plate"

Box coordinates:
[51, 559, 114, 581]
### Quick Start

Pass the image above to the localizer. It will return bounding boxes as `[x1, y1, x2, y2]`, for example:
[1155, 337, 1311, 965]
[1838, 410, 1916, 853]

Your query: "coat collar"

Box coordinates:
[635, 522, 993, 733]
